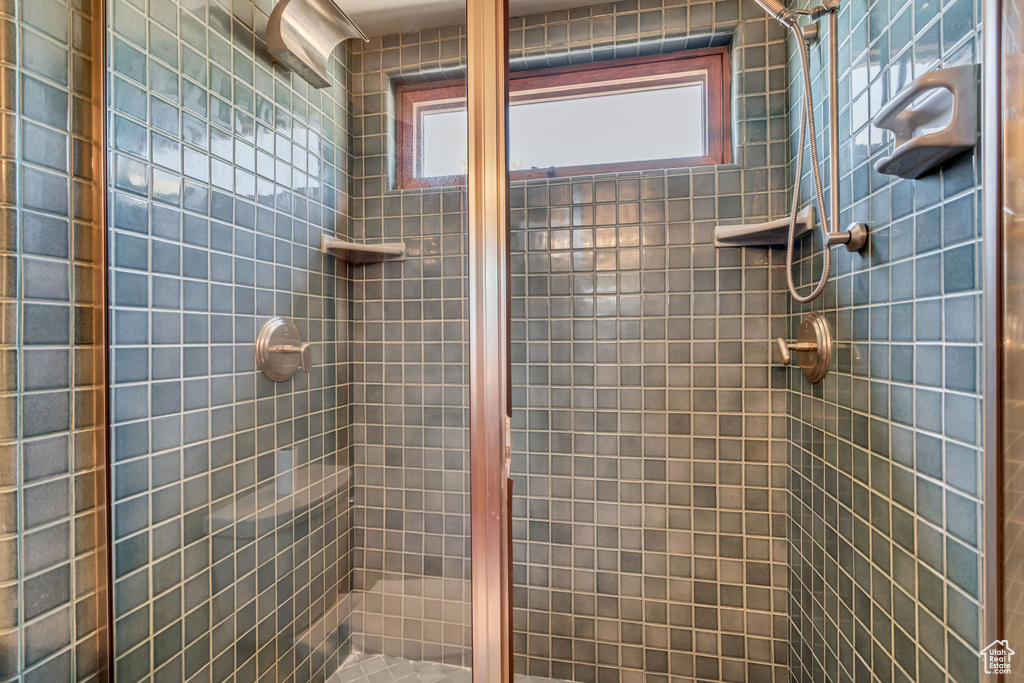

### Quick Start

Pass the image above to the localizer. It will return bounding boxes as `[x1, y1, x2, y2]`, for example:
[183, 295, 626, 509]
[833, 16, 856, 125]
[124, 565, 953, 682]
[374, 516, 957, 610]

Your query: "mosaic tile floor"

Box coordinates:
[329, 653, 564, 683]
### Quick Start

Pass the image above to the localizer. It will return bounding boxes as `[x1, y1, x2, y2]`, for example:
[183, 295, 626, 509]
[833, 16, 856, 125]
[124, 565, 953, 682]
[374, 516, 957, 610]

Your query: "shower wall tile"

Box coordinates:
[106, 1, 354, 682]
[347, 1, 793, 678]
[0, 1, 108, 681]
[784, 0, 984, 679]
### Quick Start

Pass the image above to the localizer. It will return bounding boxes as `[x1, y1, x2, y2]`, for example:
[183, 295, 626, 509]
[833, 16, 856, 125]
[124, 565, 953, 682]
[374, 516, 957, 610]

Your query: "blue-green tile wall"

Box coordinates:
[783, 0, 984, 679]
[107, 0, 354, 681]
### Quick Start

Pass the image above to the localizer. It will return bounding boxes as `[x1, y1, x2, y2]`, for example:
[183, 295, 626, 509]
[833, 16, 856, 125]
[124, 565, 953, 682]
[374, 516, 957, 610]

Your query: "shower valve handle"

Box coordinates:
[774, 337, 818, 366]
[271, 343, 313, 373]
[773, 313, 833, 383]
[256, 317, 313, 381]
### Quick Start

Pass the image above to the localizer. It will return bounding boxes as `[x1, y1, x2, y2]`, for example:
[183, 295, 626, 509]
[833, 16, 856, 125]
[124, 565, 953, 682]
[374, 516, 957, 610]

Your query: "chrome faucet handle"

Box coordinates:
[773, 312, 833, 383]
[256, 317, 313, 382]
[774, 337, 818, 365]
[774, 337, 791, 365]
[270, 343, 313, 373]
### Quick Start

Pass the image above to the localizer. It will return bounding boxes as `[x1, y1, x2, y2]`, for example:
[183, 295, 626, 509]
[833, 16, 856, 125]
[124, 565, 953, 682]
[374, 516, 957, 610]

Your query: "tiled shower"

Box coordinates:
[0, 0, 997, 682]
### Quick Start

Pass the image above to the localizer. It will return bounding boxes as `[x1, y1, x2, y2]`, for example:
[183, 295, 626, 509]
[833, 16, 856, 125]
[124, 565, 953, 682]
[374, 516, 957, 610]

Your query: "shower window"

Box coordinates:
[397, 48, 730, 188]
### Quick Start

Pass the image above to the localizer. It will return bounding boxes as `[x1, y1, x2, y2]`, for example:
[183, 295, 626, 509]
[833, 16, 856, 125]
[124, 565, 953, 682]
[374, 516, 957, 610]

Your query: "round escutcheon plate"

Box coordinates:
[256, 316, 303, 381]
[796, 312, 832, 383]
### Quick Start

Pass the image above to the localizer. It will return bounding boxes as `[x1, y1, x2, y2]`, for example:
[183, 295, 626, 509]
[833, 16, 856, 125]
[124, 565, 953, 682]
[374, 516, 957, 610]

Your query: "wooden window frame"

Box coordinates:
[397, 47, 732, 189]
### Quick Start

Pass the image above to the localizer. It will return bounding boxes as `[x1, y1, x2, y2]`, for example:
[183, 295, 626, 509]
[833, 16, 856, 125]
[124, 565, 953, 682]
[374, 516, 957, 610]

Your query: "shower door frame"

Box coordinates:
[93, 0, 113, 674]
[983, 0, 1003, 653]
[466, 0, 514, 681]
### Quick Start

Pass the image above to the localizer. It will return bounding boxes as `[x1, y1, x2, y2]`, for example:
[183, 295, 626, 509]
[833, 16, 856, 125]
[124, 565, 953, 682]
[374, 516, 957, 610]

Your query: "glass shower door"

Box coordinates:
[104, 0, 513, 681]
[0, 0, 110, 681]
[340, 8, 478, 680]
[106, 0, 364, 678]
[998, 0, 1024, 659]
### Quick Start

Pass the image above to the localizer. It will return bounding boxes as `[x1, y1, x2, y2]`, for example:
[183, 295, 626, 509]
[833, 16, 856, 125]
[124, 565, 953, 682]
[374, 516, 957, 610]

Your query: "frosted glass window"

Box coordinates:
[398, 50, 729, 187]
[420, 85, 705, 179]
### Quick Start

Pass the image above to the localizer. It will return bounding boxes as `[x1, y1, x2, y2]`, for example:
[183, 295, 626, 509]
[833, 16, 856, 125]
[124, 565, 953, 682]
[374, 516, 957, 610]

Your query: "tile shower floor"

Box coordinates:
[330, 653, 564, 683]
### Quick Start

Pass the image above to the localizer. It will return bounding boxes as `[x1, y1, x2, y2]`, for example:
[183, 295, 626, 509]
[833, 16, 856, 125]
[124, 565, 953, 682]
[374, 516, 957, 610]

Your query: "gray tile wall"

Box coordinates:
[0, 1, 109, 681]
[107, 0, 354, 681]
[347, 1, 796, 678]
[782, 0, 984, 679]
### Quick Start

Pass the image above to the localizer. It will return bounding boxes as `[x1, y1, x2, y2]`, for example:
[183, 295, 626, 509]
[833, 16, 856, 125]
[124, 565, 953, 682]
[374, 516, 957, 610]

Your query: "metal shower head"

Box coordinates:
[267, 0, 368, 89]
[751, 0, 792, 21]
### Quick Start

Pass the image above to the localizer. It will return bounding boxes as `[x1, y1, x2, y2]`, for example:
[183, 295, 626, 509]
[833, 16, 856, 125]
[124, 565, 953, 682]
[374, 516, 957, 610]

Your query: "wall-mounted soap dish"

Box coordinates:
[873, 64, 977, 179]
[267, 0, 369, 89]
[713, 206, 814, 248]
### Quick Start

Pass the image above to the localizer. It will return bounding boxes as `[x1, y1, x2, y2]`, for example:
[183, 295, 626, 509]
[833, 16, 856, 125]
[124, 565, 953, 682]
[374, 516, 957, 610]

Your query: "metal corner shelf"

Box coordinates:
[713, 206, 814, 248]
[320, 235, 407, 264]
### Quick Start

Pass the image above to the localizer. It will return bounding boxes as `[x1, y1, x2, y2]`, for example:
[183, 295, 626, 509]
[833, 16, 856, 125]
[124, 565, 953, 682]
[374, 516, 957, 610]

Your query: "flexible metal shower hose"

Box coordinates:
[785, 20, 831, 303]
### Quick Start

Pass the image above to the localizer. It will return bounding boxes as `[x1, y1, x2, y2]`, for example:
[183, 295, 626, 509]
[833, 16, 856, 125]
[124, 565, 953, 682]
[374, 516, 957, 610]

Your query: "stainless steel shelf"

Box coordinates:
[713, 206, 814, 248]
[320, 235, 406, 263]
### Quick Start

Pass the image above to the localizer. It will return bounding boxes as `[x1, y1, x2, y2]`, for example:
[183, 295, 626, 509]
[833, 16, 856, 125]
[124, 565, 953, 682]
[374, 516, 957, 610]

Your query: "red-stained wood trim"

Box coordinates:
[397, 82, 468, 189]
[395, 47, 732, 189]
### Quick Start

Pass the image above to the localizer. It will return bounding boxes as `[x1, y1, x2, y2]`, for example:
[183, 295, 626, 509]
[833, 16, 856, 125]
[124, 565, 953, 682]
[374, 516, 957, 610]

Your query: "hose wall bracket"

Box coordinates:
[827, 223, 870, 252]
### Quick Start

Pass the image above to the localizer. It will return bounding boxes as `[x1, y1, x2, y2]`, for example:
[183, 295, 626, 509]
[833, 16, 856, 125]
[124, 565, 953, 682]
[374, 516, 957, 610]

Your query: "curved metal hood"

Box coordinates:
[267, 0, 368, 89]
